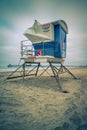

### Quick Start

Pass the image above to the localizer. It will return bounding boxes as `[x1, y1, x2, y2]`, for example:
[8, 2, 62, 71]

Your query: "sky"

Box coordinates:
[0, 0, 87, 66]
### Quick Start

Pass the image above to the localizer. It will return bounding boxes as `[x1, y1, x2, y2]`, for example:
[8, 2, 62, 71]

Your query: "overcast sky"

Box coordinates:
[0, 0, 87, 66]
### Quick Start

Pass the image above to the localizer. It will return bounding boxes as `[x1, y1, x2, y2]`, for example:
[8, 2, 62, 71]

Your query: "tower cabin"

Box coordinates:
[21, 20, 68, 62]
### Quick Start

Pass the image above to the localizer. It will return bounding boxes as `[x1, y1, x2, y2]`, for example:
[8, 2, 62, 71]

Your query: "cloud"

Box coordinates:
[0, 45, 20, 65]
[0, 45, 20, 53]
[0, 27, 24, 45]
[0, 0, 87, 66]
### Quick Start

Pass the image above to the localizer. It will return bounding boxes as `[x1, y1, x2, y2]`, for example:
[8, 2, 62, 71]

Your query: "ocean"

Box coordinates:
[0, 63, 86, 73]
[0, 64, 49, 72]
[0, 65, 18, 72]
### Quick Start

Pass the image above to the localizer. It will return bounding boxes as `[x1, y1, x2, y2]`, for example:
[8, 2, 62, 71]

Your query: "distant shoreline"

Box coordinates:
[7, 64, 19, 68]
[0, 64, 87, 72]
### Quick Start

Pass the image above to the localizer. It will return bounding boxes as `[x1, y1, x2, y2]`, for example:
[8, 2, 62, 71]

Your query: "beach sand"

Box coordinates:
[0, 67, 87, 130]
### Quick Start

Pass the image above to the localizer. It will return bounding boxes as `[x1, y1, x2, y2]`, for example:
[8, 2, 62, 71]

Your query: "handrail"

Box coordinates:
[20, 40, 55, 57]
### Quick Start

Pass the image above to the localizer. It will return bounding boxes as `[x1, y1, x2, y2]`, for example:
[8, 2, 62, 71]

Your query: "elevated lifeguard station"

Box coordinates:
[21, 20, 68, 62]
[7, 20, 77, 92]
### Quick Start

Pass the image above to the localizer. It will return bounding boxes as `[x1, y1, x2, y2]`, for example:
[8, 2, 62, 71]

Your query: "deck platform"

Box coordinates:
[21, 56, 64, 63]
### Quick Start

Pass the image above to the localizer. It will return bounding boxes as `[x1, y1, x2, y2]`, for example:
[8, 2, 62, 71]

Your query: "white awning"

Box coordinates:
[24, 20, 54, 43]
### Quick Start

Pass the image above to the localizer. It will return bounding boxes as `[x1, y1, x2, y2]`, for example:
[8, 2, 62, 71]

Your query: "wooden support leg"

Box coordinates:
[60, 63, 78, 79]
[49, 61, 62, 91]
[23, 62, 25, 81]
[35, 62, 40, 76]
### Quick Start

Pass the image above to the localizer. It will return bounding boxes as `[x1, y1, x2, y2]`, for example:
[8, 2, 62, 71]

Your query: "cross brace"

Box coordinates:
[6, 61, 77, 92]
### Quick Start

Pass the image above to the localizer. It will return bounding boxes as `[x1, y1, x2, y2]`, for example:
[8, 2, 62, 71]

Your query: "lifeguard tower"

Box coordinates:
[21, 20, 68, 62]
[7, 20, 77, 92]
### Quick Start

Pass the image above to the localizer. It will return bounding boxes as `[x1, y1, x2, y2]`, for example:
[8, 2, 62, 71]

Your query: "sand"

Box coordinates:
[0, 67, 87, 130]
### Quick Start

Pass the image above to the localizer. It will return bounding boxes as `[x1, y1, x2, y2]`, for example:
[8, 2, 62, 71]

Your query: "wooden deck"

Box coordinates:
[21, 56, 64, 63]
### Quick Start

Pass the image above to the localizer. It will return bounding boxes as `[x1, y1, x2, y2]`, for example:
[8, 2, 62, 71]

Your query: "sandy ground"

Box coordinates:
[0, 67, 87, 130]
